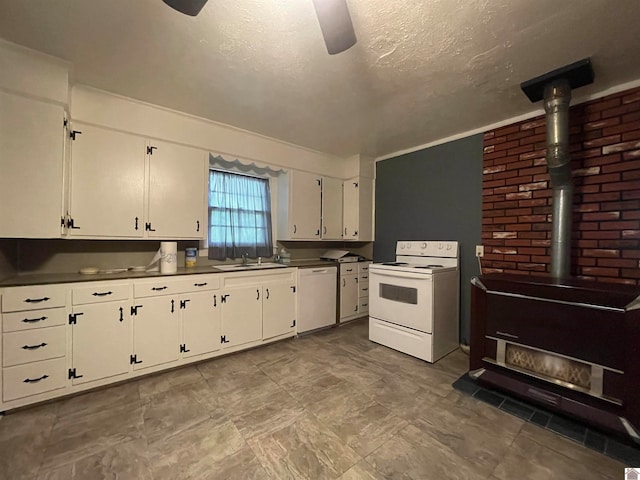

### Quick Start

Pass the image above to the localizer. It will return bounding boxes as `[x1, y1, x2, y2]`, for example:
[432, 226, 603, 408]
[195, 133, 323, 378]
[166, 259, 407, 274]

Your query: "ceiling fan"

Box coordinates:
[161, 0, 357, 55]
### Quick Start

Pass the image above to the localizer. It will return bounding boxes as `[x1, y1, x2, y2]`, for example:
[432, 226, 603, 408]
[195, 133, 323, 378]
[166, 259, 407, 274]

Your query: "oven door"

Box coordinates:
[369, 268, 433, 333]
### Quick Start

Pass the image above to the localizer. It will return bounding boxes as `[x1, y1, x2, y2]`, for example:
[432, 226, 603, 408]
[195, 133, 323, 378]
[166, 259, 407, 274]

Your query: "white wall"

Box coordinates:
[0, 40, 69, 104]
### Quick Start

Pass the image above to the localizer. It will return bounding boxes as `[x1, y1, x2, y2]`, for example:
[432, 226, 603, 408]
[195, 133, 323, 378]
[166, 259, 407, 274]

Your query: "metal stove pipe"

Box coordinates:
[544, 80, 573, 279]
[521, 58, 594, 279]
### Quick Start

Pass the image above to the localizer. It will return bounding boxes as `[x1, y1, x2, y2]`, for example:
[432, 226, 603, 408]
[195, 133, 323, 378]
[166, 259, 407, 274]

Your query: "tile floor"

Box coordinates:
[0, 318, 628, 479]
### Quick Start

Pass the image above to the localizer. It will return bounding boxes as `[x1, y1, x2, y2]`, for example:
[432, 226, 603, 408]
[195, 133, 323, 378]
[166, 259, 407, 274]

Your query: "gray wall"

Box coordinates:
[374, 134, 483, 343]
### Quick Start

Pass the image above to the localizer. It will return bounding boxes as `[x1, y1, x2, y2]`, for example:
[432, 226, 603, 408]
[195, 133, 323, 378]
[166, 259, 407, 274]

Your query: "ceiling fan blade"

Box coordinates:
[162, 0, 208, 16]
[312, 0, 357, 55]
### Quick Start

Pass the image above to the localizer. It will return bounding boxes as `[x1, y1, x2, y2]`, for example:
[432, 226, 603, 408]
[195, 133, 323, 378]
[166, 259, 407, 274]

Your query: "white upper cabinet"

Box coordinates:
[321, 176, 343, 240]
[289, 170, 322, 239]
[278, 171, 345, 241]
[343, 176, 373, 241]
[0, 92, 65, 238]
[67, 123, 206, 239]
[68, 123, 146, 237]
[147, 140, 206, 238]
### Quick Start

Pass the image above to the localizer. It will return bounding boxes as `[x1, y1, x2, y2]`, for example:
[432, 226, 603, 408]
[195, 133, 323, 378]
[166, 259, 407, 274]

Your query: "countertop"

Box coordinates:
[0, 259, 345, 287]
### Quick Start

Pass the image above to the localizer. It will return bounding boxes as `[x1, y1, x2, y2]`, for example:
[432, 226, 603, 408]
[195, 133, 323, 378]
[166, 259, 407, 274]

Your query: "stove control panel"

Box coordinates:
[396, 241, 458, 257]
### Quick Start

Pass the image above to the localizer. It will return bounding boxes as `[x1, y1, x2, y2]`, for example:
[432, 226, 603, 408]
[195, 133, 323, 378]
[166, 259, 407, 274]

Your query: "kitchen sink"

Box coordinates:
[212, 262, 287, 271]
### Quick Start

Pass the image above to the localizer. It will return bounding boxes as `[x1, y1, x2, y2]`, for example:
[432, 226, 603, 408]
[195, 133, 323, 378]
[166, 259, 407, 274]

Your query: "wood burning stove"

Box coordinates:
[470, 273, 640, 443]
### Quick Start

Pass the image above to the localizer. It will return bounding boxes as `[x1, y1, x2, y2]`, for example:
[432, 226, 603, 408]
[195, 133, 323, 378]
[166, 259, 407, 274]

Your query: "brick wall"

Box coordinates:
[482, 86, 640, 285]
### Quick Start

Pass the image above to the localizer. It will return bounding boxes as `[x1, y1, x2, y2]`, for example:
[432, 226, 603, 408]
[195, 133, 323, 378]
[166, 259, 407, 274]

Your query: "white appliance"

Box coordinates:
[297, 266, 338, 333]
[369, 241, 460, 363]
[320, 249, 360, 263]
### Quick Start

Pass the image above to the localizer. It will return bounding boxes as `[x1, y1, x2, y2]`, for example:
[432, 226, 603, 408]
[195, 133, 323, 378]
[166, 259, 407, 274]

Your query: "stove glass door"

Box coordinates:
[369, 269, 433, 333]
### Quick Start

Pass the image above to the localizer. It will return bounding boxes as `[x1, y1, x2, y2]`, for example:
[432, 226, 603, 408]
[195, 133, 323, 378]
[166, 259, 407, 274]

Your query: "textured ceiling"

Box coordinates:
[1, 0, 639, 159]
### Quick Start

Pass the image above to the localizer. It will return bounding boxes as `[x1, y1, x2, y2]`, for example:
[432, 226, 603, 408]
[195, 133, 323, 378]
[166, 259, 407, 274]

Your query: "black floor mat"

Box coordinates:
[452, 373, 640, 466]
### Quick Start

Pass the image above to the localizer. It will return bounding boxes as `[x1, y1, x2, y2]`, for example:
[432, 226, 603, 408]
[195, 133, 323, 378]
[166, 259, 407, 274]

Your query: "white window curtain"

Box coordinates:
[208, 170, 273, 260]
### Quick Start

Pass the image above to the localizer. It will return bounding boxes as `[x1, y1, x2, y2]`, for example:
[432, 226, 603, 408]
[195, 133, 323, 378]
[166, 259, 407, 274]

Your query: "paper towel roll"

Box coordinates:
[160, 241, 178, 274]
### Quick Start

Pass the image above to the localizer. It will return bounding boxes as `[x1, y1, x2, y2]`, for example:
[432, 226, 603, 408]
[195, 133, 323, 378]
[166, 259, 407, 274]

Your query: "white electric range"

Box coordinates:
[368, 241, 460, 363]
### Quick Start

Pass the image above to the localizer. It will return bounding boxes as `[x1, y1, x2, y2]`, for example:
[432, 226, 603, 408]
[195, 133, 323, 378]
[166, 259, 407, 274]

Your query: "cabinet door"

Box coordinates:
[343, 177, 373, 241]
[71, 302, 131, 384]
[290, 171, 321, 239]
[221, 286, 262, 348]
[262, 282, 296, 339]
[342, 178, 360, 239]
[147, 140, 206, 239]
[0, 92, 64, 238]
[340, 274, 359, 320]
[321, 177, 343, 240]
[68, 123, 145, 237]
[181, 291, 221, 358]
[132, 296, 180, 370]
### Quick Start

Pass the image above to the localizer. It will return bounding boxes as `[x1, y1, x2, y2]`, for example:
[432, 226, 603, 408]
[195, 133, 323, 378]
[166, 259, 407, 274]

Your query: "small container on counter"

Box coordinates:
[185, 248, 197, 267]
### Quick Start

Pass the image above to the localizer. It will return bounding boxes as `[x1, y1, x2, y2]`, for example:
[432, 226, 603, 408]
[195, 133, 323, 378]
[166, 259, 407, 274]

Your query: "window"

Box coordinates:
[208, 170, 273, 260]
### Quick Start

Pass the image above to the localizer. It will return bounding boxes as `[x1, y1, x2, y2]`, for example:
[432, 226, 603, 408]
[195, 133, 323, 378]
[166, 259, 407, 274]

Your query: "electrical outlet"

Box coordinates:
[476, 245, 484, 257]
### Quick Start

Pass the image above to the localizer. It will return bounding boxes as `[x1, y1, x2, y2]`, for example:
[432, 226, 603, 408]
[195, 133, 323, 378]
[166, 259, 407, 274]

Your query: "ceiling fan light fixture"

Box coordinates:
[312, 0, 357, 55]
[162, 0, 208, 16]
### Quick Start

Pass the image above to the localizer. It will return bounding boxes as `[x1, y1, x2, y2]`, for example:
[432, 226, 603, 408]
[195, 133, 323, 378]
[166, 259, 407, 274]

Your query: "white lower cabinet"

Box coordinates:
[0, 269, 297, 411]
[1, 284, 70, 405]
[3, 358, 67, 402]
[220, 285, 263, 349]
[70, 301, 132, 384]
[181, 290, 221, 358]
[221, 270, 297, 347]
[340, 273, 359, 320]
[131, 296, 180, 371]
[262, 281, 296, 340]
[340, 262, 370, 322]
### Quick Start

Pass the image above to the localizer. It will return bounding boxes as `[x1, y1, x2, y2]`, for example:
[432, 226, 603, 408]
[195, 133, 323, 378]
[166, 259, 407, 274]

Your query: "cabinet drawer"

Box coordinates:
[359, 263, 370, 273]
[2, 285, 67, 313]
[359, 298, 369, 314]
[3, 357, 66, 402]
[134, 275, 220, 298]
[340, 264, 358, 275]
[72, 283, 130, 305]
[3, 307, 67, 333]
[3, 326, 66, 367]
[359, 273, 369, 283]
[359, 282, 370, 298]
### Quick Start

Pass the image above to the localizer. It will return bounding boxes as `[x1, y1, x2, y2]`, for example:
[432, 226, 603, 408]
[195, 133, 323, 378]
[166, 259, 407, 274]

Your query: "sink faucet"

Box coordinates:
[242, 253, 249, 265]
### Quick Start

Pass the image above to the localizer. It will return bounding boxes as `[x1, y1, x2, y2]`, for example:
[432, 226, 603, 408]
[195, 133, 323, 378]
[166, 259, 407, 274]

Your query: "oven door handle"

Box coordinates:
[370, 270, 434, 281]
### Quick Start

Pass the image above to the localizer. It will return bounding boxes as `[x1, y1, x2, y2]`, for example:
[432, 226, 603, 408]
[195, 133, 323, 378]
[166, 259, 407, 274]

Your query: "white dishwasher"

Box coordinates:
[297, 266, 338, 333]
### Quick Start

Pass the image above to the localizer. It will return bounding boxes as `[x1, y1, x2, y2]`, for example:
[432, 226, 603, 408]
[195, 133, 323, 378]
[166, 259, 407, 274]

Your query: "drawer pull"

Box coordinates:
[152, 286, 167, 291]
[23, 374, 49, 383]
[362, 288, 369, 291]
[92, 291, 113, 297]
[22, 342, 47, 350]
[24, 297, 50, 304]
[22, 316, 47, 324]
[194, 282, 207, 287]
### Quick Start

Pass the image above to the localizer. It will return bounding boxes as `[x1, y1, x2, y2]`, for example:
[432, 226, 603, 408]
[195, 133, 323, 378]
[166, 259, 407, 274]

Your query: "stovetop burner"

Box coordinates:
[415, 264, 443, 269]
